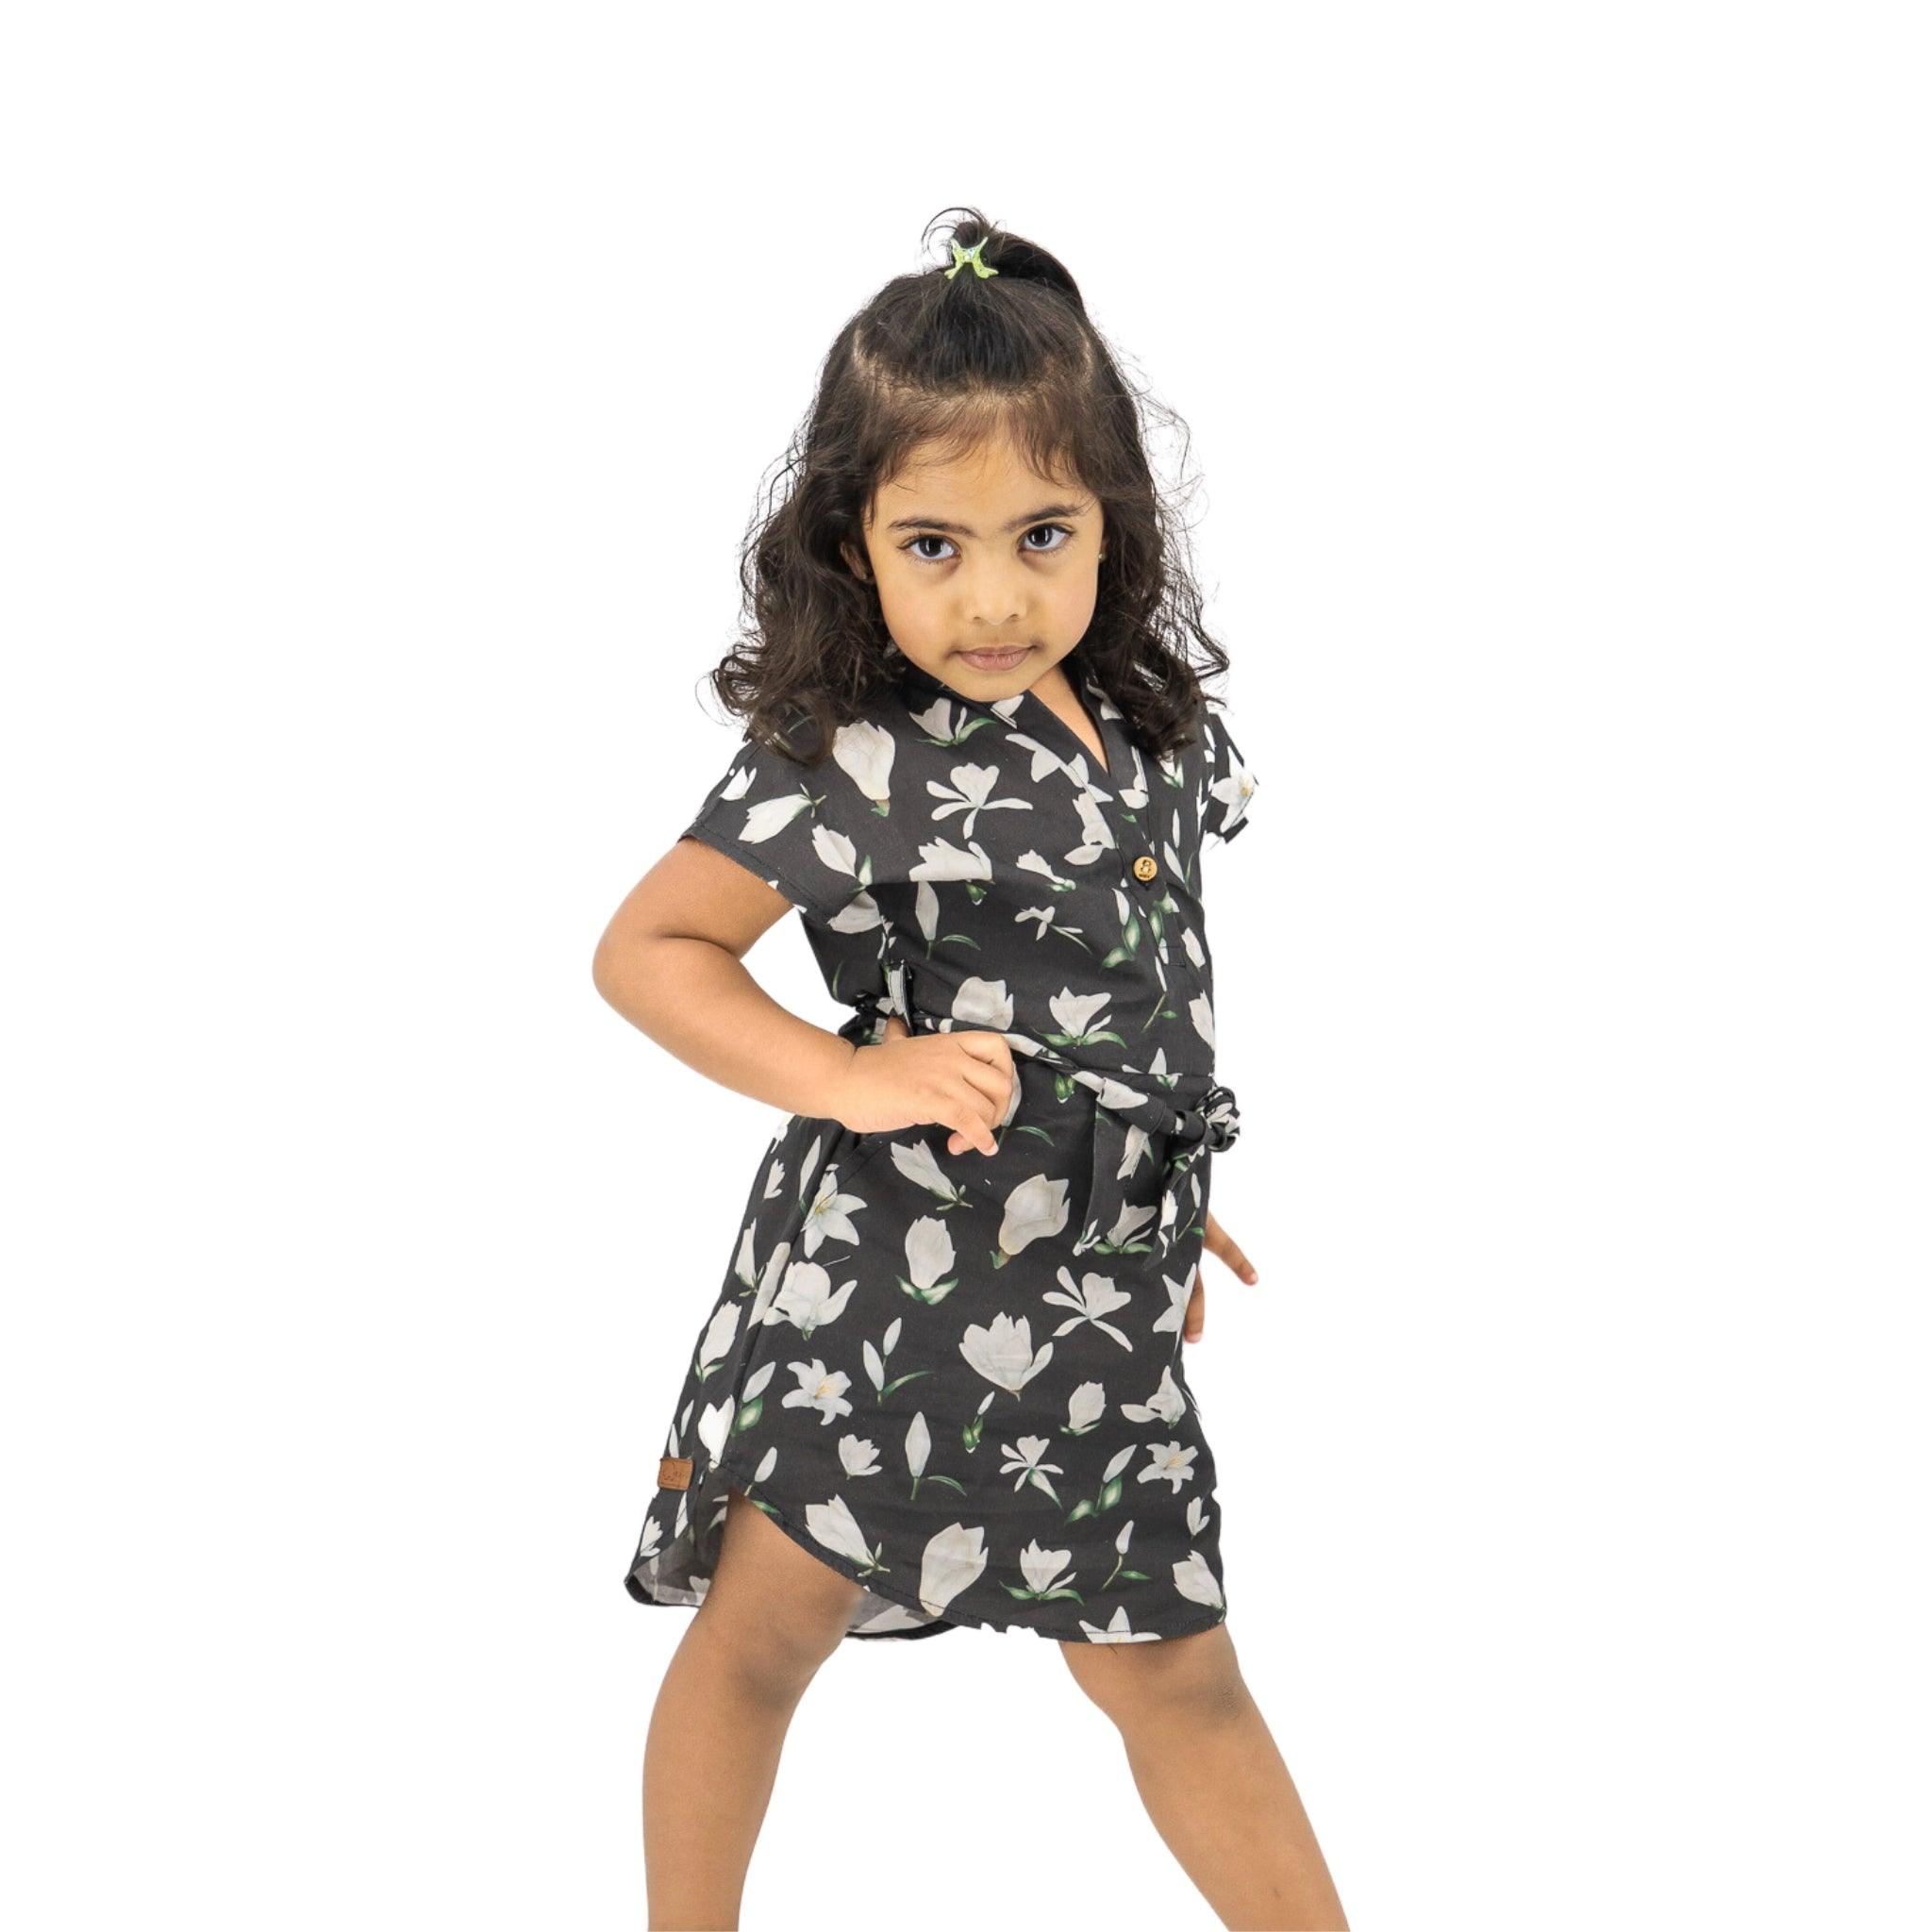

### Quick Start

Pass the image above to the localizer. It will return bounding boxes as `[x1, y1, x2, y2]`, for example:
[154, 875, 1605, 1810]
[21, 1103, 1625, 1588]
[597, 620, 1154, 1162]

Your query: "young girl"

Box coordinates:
[593, 208, 1347, 1930]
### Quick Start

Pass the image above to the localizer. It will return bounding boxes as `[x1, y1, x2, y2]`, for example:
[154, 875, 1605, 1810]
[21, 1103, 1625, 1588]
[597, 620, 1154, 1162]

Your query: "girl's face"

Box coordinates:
[843, 430, 1107, 698]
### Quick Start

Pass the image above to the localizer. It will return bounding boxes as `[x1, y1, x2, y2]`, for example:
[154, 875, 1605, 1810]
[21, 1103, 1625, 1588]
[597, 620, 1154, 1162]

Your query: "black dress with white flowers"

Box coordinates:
[623, 644, 1259, 1642]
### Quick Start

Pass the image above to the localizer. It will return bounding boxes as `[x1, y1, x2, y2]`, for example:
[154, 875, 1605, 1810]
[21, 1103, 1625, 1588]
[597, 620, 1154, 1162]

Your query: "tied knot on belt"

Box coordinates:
[1167, 1083, 1242, 1153]
[836, 986, 891, 1047]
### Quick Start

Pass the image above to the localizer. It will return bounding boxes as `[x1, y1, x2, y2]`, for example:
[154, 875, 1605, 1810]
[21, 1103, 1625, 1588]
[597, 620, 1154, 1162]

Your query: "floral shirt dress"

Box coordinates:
[623, 644, 1260, 1642]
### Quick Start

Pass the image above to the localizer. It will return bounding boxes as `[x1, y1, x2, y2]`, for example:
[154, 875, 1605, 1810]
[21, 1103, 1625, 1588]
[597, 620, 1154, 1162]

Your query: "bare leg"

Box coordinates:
[1060, 1624, 1348, 1930]
[642, 1485, 865, 1930]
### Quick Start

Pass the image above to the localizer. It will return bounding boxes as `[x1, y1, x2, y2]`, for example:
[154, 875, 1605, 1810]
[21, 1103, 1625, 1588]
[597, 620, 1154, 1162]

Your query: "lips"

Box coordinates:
[957, 645, 1032, 671]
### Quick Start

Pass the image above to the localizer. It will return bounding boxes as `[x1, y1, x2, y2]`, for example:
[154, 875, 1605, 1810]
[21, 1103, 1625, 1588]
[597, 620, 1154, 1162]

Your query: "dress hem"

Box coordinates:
[623, 1444, 1233, 1647]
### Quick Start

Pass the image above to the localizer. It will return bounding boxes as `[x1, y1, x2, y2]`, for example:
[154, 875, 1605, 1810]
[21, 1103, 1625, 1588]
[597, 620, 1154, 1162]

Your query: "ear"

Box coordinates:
[841, 539, 872, 584]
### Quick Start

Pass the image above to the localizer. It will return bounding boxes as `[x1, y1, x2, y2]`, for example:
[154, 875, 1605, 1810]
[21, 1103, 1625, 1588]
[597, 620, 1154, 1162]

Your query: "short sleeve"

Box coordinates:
[1200, 700, 1260, 846]
[678, 726, 874, 927]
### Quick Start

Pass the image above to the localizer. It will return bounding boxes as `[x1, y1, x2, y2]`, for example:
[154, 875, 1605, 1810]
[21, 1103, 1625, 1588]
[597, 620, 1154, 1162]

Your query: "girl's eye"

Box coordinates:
[1024, 523, 1074, 554]
[903, 524, 1076, 564]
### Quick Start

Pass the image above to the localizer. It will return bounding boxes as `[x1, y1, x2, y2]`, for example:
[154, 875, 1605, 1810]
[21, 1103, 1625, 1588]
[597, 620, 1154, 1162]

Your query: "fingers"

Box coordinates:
[1204, 1209, 1260, 1285]
[952, 1029, 1016, 1076]
[946, 1031, 1016, 1156]
[874, 1024, 1013, 1158]
[941, 1075, 1004, 1155]
[958, 1058, 1016, 1124]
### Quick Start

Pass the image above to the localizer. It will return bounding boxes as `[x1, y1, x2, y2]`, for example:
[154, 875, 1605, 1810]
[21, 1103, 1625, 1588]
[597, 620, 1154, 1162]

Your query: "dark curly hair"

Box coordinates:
[698, 205, 1231, 767]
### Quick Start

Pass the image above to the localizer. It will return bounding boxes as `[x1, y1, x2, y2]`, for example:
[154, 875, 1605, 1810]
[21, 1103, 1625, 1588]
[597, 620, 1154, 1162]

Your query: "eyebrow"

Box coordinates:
[883, 500, 1091, 537]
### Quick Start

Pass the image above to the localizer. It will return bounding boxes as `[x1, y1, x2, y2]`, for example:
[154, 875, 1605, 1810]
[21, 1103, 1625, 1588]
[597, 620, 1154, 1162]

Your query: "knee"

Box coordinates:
[1060, 1627, 1246, 1731]
[706, 1614, 843, 1711]
[692, 1488, 862, 1702]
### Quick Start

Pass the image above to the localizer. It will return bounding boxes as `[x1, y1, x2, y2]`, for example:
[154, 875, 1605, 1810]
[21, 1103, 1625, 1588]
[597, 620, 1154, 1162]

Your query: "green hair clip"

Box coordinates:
[943, 238, 999, 281]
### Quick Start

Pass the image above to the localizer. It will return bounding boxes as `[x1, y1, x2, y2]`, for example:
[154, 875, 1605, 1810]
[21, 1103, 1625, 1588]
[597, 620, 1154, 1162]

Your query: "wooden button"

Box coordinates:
[1132, 854, 1159, 882]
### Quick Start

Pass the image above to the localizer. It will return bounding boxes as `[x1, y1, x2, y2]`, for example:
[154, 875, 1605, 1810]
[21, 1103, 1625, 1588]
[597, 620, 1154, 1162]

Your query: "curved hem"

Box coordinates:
[623, 1445, 1233, 1646]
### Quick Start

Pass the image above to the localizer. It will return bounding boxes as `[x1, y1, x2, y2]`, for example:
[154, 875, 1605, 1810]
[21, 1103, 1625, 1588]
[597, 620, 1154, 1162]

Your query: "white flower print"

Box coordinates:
[996, 1174, 1072, 1257]
[902, 1215, 958, 1305]
[1156, 1182, 1184, 1254]
[1078, 1606, 1160, 1643]
[838, 1434, 882, 1476]
[697, 1396, 735, 1464]
[781, 1357, 854, 1426]
[1208, 744, 1257, 837]
[1068, 791, 1115, 863]
[860, 1333, 888, 1392]
[732, 1223, 759, 1291]
[927, 762, 1032, 840]
[1172, 1549, 1224, 1609]
[1138, 1440, 1199, 1492]
[1066, 1380, 1107, 1433]
[905, 1411, 931, 1479]
[1117, 1121, 1157, 1181]
[811, 822, 862, 882]
[1016, 1541, 1077, 1598]
[1015, 904, 1086, 944]
[951, 975, 1014, 1030]
[1189, 992, 1216, 1052]
[1043, 1264, 1137, 1349]
[919, 1522, 989, 1616]
[739, 791, 812, 844]
[1091, 1072, 1158, 1115]
[1015, 849, 1076, 891]
[909, 836, 993, 883]
[1074, 1193, 1160, 1257]
[806, 1494, 884, 1573]
[907, 694, 978, 744]
[801, 1162, 870, 1257]
[697, 1301, 740, 1373]
[1121, 1364, 1189, 1425]
[1007, 732, 1086, 785]
[747, 1240, 792, 1328]
[958, 1310, 1054, 1396]
[793, 1131, 826, 1204]
[825, 889, 885, 936]
[832, 719, 896, 809]
[998, 1434, 1066, 1502]
[1049, 988, 1115, 1044]
[1152, 1271, 1194, 1338]
[771, 1258, 858, 1336]
[889, 1137, 971, 1206]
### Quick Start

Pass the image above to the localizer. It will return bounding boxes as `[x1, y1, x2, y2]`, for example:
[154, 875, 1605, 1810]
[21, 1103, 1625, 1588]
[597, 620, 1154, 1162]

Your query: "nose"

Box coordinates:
[958, 553, 1027, 629]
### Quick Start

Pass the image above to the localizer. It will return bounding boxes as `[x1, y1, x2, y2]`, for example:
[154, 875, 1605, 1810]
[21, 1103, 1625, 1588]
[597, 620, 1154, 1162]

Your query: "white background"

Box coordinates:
[6, 5, 1927, 1926]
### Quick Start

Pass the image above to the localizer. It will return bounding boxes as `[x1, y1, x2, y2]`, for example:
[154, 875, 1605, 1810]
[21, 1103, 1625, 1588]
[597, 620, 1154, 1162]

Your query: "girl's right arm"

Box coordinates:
[591, 838, 1013, 1155]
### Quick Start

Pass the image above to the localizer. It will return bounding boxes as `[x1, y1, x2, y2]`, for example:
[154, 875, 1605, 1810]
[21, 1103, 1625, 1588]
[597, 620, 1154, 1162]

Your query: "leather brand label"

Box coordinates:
[658, 1456, 694, 1491]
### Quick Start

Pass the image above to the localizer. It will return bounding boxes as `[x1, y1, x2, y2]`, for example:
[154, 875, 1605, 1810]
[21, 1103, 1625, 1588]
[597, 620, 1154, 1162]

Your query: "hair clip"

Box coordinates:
[943, 239, 999, 281]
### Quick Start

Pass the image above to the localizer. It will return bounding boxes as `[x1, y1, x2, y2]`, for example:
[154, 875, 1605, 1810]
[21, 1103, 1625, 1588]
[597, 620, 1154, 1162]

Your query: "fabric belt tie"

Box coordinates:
[836, 963, 1241, 1260]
